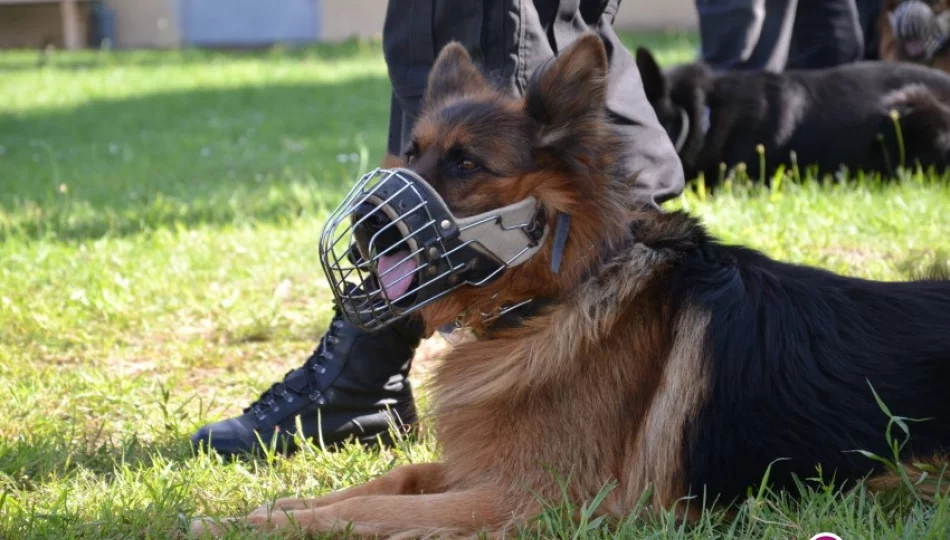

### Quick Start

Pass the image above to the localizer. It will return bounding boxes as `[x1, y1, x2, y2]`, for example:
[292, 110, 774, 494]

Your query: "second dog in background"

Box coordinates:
[636, 47, 950, 186]
[880, 0, 950, 71]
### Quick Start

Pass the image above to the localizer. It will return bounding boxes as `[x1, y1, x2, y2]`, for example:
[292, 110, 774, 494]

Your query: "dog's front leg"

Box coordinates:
[247, 486, 517, 538]
[254, 462, 448, 515]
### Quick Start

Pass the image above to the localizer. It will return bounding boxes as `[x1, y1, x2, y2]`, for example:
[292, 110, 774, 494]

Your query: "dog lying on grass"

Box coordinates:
[191, 34, 950, 538]
[636, 46, 950, 186]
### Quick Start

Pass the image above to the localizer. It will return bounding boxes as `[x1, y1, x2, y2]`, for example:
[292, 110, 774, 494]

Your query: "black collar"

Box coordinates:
[444, 296, 558, 340]
[485, 297, 558, 332]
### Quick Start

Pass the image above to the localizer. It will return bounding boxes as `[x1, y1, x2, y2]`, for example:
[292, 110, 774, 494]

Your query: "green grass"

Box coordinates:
[2, 31, 950, 538]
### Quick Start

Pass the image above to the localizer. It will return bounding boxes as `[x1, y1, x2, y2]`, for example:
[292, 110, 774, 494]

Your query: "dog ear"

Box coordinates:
[635, 47, 666, 105]
[424, 42, 490, 108]
[525, 33, 609, 148]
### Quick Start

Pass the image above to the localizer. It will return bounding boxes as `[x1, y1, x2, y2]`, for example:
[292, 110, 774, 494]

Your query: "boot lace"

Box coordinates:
[245, 317, 345, 420]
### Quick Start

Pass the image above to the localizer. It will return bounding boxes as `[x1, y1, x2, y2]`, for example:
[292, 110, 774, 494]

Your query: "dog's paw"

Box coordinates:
[246, 511, 288, 531]
[248, 503, 272, 518]
[189, 516, 240, 538]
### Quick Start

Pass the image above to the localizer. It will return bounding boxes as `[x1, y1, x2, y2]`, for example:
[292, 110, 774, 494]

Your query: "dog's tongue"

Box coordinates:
[376, 251, 417, 300]
[905, 40, 926, 58]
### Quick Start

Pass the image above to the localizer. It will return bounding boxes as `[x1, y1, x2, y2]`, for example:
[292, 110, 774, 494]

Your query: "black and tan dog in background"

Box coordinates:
[636, 46, 950, 186]
[192, 34, 950, 538]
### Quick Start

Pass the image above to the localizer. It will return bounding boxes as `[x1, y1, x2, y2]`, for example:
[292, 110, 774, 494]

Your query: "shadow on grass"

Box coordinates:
[0, 73, 391, 242]
[0, 429, 199, 486]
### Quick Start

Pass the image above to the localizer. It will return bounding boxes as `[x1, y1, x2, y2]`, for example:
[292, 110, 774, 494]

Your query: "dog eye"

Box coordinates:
[456, 157, 479, 173]
[404, 143, 419, 165]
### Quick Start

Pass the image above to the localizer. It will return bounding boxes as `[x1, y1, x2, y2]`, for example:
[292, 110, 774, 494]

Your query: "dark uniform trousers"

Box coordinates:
[696, 0, 878, 72]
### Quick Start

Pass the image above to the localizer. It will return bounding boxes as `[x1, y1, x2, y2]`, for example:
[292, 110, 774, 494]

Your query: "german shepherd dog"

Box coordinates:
[635, 46, 950, 186]
[192, 35, 950, 538]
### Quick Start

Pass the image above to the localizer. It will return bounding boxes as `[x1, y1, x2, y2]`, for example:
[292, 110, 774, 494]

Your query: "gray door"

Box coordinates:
[181, 0, 320, 46]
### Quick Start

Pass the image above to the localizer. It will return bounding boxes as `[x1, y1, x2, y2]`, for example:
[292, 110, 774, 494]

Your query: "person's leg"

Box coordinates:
[584, 0, 685, 205]
[383, 0, 487, 156]
[855, 0, 882, 60]
[786, 0, 864, 69]
[695, 0, 798, 72]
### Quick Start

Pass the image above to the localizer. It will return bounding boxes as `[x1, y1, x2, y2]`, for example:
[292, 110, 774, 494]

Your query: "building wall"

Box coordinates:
[0, 2, 88, 49]
[615, 0, 697, 30]
[106, 0, 178, 48]
[318, 0, 697, 42]
[320, 0, 387, 42]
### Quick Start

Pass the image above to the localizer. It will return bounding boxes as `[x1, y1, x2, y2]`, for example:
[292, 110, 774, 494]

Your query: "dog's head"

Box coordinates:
[635, 47, 711, 176]
[881, 0, 950, 71]
[385, 34, 632, 332]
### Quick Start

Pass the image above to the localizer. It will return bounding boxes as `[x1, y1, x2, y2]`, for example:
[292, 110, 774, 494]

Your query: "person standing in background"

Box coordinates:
[696, 0, 882, 72]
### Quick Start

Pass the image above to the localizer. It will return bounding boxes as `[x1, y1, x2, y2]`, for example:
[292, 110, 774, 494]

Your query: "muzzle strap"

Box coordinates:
[456, 198, 548, 268]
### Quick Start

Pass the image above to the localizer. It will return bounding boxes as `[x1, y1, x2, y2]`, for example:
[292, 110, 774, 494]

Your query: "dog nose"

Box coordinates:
[351, 201, 403, 259]
[347, 243, 363, 265]
[354, 202, 390, 233]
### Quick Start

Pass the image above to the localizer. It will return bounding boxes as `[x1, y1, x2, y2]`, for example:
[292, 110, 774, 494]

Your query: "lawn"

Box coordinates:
[2, 31, 950, 539]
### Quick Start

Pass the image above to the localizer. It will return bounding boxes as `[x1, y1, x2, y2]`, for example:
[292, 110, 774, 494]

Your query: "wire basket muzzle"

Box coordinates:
[318, 169, 513, 331]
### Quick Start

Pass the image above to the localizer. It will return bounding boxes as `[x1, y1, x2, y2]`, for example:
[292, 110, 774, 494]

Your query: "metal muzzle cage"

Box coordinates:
[891, 0, 950, 61]
[319, 168, 548, 331]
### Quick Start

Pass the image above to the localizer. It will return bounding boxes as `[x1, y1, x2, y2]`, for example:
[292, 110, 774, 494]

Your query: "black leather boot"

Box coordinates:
[190, 305, 423, 456]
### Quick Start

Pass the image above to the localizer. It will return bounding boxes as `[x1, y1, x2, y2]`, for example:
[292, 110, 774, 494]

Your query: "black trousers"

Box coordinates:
[856, 0, 882, 61]
[382, 0, 685, 208]
[696, 0, 871, 71]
